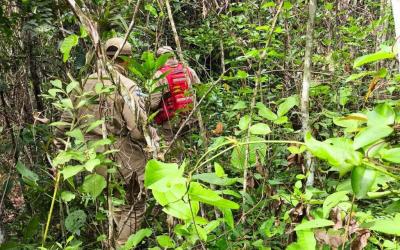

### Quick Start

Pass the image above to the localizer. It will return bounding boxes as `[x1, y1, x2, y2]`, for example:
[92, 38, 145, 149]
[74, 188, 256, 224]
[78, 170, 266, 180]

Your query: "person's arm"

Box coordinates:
[188, 67, 201, 85]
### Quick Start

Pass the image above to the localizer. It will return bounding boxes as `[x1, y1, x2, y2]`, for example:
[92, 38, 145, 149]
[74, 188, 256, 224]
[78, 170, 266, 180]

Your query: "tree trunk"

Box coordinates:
[301, 0, 317, 187]
[392, 0, 400, 71]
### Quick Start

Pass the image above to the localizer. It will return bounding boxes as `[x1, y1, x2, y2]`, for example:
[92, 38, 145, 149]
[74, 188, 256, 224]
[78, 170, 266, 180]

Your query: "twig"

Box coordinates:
[163, 72, 226, 155]
[112, 0, 142, 60]
[241, 0, 284, 221]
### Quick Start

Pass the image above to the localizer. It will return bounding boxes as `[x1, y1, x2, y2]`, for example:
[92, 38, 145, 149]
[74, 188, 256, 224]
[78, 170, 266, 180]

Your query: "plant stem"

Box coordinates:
[42, 171, 61, 247]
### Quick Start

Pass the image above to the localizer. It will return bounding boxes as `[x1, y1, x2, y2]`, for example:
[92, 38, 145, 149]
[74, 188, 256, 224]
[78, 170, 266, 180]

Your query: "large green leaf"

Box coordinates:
[286, 230, 316, 250]
[305, 133, 361, 175]
[322, 191, 349, 218]
[163, 199, 199, 220]
[351, 165, 377, 199]
[353, 50, 395, 68]
[16, 161, 39, 186]
[353, 125, 393, 150]
[61, 165, 84, 180]
[249, 123, 271, 135]
[60, 34, 79, 62]
[345, 71, 374, 82]
[119, 228, 152, 250]
[362, 213, 400, 236]
[380, 148, 400, 163]
[156, 235, 175, 248]
[277, 95, 298, 117]
[144, 160, 183, 187]
[151, 178, 187, 206]
[256, 102, 277, 121]
[191, 173, 238, 186]
[367, 103, 395, 126]
[61, 191, 76, 202]
[189, 182, 239, 209]
[239, 115, 251, 130]
[294, 219, 334, 231]
[81, 174, 106, 198]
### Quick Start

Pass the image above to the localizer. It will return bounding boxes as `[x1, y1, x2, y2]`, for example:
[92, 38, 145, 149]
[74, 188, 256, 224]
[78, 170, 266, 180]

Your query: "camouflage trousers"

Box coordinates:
[96, 137, 147, 248]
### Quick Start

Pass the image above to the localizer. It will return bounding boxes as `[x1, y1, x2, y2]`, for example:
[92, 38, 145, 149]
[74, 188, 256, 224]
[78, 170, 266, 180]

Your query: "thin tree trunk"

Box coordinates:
[164, 0, 209, 151]
[392, 0, 400, 71]
[301, 0, 317, 187]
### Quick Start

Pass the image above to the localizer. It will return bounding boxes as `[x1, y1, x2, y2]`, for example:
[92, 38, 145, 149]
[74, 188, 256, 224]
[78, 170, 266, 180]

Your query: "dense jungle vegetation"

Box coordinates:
[1, 0, 400, 249]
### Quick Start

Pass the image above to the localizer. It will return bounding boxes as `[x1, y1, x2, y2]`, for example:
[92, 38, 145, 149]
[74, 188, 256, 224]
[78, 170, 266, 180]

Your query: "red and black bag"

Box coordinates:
[154, 63, 193, 124]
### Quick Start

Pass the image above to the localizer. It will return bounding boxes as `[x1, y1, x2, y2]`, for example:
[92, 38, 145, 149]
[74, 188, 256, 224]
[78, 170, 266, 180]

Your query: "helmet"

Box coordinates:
[156, 46, 174, 56]
[105, 37, 132, 56]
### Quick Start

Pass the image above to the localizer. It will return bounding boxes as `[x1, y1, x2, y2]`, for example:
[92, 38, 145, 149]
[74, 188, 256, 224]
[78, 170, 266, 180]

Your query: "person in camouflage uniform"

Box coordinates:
[56, 37, 158, 247]
[150, 46, 201, 142]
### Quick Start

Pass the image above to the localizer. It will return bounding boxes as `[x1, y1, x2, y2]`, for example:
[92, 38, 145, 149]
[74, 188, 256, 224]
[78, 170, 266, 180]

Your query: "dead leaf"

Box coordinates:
[212, 122, 224, 135]
[351, 229, 370, 250]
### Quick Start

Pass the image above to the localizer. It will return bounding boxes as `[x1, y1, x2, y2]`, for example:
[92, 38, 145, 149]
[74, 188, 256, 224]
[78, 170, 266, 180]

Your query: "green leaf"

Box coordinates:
[84, 158, 101, 172]
[61, 165, 84, 179]
[363, 213, 400, 236]
[156, 235, 175, 248]
[60, 98, 74, 109]
[273, 116, 288, 124]
[351, 165, 377, 199]
[86, 120, 104, 133]
[51, 79, 63, 89]
[249, 123, 271, 135]
[353, 125, 393, 150]
[205, 220, 221, 233]
[163, 200, 199, 220]
[119, 228, 152, 250]
[236, 70, 248, 79]
[82, 174, 107, 198]
[50, 121, 71, 127]
[294, 219, 334, 231]
[16, 161, 39, 186]
[380, 148, 400, 163]
[322, 191, 349, 218]
[239, 115, 251, 130]
[191, 173, 238, 186]
[221, 208, 234, 229]
[214, 162, 225, 177]
[60, 34, 79, 62]
[145, 4, 158, 17]
[305, 133, 361, 176]
[256, 102, 277, 121]
[367, 103, 395, 126]
[155, 53, 172, 70]
[189, 182, 239, 209]
[65, 210, 86, 234]
[23, 216, 39, 240]
[232, 101, 247, 110]
[262, 1, 276, 8]
[61, 191, 76, 202]
[48, 88, 64, 97]
[353, 50, 395, 68]
[66, 129, 84, 144]
[286, 230, 316, 250]
[345, 71, 374, 82]
[66, 81, 79, 94]
[144, 160, 183, 188]
[277, 95, 298, 117]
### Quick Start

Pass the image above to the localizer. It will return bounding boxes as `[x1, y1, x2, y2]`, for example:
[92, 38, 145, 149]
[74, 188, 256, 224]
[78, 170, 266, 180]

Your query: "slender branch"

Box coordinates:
[163, 72, 226, 155]
[112, 0, 142, 60]
[241, 0, 284, 220]
[302, 0, 317, 187]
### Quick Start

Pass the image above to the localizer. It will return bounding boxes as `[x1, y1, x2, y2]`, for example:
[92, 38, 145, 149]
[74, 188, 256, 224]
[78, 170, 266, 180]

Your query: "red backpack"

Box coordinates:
[154, 63, 194, 124]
